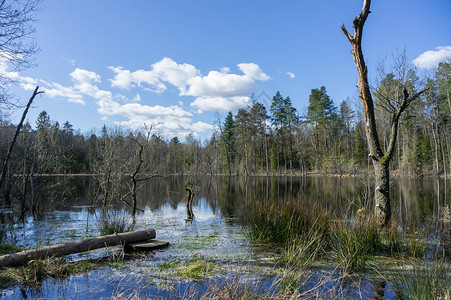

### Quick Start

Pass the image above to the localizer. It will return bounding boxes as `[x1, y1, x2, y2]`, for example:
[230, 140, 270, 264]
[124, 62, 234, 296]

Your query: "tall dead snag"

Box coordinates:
[1, 86, 43, 205]
[341, 0, 427, 226]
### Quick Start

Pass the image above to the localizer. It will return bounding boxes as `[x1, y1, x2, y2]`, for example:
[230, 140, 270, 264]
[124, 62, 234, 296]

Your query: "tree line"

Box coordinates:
[0, 62, 449, 185]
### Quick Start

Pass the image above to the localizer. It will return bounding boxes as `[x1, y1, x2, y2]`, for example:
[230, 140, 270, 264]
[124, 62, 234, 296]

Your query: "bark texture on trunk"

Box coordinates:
[0, 229, 156, 267]
[373, 161, 391, 225]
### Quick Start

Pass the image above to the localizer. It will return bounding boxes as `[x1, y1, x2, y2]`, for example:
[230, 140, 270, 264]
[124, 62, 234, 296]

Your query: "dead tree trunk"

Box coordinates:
[0, 229, 156, 267]
[341, 0, 427, 226]
[185, 185, 194, 221]
[1, 86, 43, 206]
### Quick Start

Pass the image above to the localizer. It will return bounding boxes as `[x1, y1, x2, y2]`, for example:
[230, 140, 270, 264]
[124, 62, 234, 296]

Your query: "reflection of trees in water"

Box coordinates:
[7, 175, 449, 228]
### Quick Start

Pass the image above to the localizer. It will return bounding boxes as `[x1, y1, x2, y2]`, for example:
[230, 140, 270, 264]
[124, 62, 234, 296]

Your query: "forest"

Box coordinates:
[1, 61, 449, 179]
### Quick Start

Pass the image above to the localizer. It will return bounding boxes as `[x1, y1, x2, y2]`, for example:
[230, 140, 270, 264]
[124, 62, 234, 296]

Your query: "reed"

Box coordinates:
[389, 259, 450, 300]
[331, 215, 382, 272]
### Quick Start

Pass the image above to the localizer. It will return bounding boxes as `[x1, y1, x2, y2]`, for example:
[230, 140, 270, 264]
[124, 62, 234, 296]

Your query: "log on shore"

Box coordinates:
[0, 229, 156, 267]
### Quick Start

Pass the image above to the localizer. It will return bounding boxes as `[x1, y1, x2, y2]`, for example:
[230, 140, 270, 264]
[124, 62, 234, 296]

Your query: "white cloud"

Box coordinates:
[190, 96, 250, 113]
[132, 94, 141, 102]
[108, 66, 166, 92]
[33, 66, 214, 137]
[237, 63, 270, 81]
[68, 98, 86, 105]
[108, 58, 199, 93]
[71, 68, 101, 84]
[287, 72, 296, 79]
[13, 57, 271, 137]
[107, 59, 270, 114]
[185, 70, 255, 98]
[413, 46, 451, 69]
[151, 57, 199, 92]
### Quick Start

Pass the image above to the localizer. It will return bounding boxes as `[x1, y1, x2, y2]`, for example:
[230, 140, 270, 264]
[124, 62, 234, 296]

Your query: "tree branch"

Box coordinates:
[1, 86, 42, 196]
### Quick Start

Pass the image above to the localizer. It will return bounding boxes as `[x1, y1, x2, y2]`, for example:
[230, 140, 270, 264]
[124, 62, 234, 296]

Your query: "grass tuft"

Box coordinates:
[99, 211, 134, 235]
[0, 243, 21, 255]
[389, 259, 450, 300]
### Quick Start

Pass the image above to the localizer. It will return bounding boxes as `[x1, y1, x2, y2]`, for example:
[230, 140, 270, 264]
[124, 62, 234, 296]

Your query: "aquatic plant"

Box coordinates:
[389, 259, 450, 300]
[0, 243, 21, 255]
[331, 215, 382, 272]
[99, 211, 134, 235]
[247, 201, 331, 266]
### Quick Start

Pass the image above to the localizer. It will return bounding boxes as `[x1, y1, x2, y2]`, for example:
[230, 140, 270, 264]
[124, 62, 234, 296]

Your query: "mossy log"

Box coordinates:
[0, 229, 156, 267]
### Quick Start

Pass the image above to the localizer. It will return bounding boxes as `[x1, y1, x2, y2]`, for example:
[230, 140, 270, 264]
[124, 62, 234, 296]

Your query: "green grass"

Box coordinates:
[247, 202, 330, 258]
[0, 243, 21, 255]
[246, 202, 434, 273]
[331, 216, 383, 272]
[177, 233, 221, 250]
[155, 257, 218, 282]
[156, 259, 181, 272]
[177, 259, 216, 281]
[389, 260, 450, 300]
[0, 258, 106, 289]
[99, 214, 134, 235]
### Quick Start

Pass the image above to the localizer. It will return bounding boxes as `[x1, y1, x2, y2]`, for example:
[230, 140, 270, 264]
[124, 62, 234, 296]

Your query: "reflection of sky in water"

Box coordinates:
[8, 197, 222, 250]
[3, 197, 263, 299]
[3, 176, 443, 299]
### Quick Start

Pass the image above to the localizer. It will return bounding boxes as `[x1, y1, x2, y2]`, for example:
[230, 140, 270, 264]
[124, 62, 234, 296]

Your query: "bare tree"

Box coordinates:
[121, 125, 163, 220]
[0, 0, 40, 109]
[0, 86, 42, 205]
[341, 0, 428, 226]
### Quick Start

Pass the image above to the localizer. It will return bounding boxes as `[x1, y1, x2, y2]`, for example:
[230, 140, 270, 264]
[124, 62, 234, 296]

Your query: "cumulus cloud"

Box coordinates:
[29, 66, 214, 137]
[108, 57, 199, 93]
[108, 58, 270, 113]
[190, 96, 250, 113]
[14, 57, 271, 137]
[152, 57, 200, 92]
[108, 66, 165, 92]
[413, 46, 451, 69]
[287, 72, 296, 79]
[184, 71, 255, 98]
[237, 63, 270, 81]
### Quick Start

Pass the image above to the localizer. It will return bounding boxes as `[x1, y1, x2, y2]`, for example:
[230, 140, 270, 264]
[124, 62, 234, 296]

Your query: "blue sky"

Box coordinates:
[6, 0, 451, 140]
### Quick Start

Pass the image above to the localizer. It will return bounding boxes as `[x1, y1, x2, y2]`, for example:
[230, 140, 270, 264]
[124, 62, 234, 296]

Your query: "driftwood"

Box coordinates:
[0, 229, 156, 267]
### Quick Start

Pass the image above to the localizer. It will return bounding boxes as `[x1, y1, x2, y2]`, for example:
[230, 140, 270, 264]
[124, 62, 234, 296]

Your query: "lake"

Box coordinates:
[1, 175, 449, 299]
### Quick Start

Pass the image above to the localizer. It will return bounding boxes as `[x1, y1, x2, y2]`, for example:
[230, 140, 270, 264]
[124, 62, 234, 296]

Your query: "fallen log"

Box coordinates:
[0, 229, 156, 267]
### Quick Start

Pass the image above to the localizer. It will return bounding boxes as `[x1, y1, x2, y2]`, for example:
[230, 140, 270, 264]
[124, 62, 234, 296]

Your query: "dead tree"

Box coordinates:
[121, 125, 163, 221]
[341, 0, 427, 226]
[0, 86, 43, 205]
[185, 185, 194, 221]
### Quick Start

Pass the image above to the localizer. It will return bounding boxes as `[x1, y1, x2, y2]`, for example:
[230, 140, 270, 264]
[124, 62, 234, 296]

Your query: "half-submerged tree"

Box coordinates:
[341, 0, 428, 226]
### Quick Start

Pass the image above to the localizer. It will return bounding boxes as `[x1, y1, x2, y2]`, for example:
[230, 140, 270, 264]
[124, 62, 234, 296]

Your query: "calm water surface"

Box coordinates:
[1, 176, 449, 299]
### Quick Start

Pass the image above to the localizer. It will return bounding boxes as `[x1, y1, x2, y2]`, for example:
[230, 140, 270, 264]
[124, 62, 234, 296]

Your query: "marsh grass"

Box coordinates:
[0, 243, 21, 255]
[331, 216, 382, 272]
[0, 256, 122, 289]
[247, 202, 435, 273]
[99, 211, 134, 235]
[247, 202, 331, 268]
[389, 259, 451, 300]
[10, 259, 100, 288]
